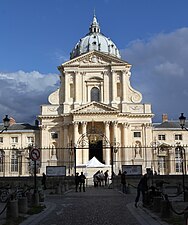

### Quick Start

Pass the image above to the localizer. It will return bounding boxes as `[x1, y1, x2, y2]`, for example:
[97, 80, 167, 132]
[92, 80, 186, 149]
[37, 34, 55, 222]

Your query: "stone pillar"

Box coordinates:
[103, 71, 109, 104]
[122, 70, 126, 102]
[111, 70, 116, 103]
[113, 121, 118, 141]
[82, 122, 88, 164]
[64, 72, 68, 102]
[104, 121, 110, 165]
[73, 122, 81, 165]
[63, 124, 69, 165]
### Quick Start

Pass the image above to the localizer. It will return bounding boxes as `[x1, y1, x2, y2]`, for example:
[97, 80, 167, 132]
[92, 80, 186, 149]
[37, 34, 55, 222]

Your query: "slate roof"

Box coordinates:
[0, 123, 39, 131]
[153, 121, 188, 129]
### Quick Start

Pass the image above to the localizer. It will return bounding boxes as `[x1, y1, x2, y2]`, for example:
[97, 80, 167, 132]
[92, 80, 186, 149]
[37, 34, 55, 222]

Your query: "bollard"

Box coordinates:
[6, 200, 18, 218]
[160, 200, 171, 218]
[33, 192, 39, 207]
[18, 197, 28, 213]
[39, 190, 45, 202]
[26, 192, 33, 207]
[184, 210, 188, 225]
[56, 185, 61, 194]
[153, 196, 162, 212]
[184, 191, 188, 202]
[61, 184, 65, 193]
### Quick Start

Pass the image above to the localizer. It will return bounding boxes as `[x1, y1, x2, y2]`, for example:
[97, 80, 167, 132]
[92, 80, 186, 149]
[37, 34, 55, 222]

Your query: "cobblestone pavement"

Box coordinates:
[34, 187, 141, 225]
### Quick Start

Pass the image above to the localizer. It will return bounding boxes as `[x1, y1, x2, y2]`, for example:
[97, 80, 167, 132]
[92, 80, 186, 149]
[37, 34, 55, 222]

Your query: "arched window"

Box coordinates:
[91, 87, 100, 102]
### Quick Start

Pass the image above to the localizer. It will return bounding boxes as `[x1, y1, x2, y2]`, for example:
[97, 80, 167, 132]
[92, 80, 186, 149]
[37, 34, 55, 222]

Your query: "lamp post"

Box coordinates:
[110, 139, 120, 180]
[179, 113, 188, 201]
[0, 115, 10, 133]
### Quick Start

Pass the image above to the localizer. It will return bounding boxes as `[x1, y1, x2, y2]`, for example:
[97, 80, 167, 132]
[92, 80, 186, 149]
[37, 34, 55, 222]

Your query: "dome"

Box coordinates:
[70, 15, 121, 59]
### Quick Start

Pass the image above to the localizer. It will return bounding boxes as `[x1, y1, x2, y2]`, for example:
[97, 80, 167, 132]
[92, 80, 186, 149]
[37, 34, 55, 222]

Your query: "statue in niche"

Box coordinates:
[134, 141, 142, 158]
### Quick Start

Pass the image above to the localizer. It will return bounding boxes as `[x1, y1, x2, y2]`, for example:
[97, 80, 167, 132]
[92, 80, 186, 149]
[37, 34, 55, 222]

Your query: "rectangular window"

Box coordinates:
[0, 137, 3, 143]
[11, 137, 18, 143]
[0, 151, 4, 172]
[134, 132, 141, 138]
[11, 151, 18, 172]
[27, 136, 34, 143]
[159, 157, 166, 169]
[51, 132, 58, 139]
[158, 135, 166, 140]
[175, 134, 182, 141]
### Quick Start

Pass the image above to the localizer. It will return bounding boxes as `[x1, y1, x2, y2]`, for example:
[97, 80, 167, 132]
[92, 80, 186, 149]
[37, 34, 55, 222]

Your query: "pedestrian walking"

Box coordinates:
[79, 172, 86, 192]
[135, 173, 148, 207]
[75, 172, 80, 192]
[104, 170, 109, 186]
[41, 172, 47, 190]
[121, 171, 127, 193]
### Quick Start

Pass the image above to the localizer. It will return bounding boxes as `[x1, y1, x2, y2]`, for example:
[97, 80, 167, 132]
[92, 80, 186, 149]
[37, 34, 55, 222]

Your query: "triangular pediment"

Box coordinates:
[71, 101, 119, 114]
[59, 51, 130, 67]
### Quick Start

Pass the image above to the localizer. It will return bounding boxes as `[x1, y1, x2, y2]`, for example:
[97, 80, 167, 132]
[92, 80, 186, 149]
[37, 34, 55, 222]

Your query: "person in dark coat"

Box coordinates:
[75, 173, 80, 192]
[79, 172, 86, 192]
[41, 172, 47, 190]
[104, 170, 109, 186]
[121, 171, 127, 193]
[135, 173, 148, 207]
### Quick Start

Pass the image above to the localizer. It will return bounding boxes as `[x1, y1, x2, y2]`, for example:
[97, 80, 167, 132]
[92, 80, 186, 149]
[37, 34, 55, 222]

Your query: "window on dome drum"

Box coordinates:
[91, 87, 100, 102]
[11, 150, 18, 172]
[134, 132, 141, 138]
[175, 134, 182, 141]
[0, 137, 3, 143]
[158, 135, 166, 141]
[175, 148, 182, 172]
[11, 137, 18, 143]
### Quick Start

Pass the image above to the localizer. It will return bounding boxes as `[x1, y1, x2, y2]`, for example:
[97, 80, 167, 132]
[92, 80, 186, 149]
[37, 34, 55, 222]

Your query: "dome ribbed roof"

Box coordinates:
[70, 15, 121, 59]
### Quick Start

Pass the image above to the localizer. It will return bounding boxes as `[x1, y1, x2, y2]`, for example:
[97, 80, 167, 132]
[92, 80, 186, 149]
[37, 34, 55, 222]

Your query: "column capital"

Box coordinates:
[104, 121, 110, 126]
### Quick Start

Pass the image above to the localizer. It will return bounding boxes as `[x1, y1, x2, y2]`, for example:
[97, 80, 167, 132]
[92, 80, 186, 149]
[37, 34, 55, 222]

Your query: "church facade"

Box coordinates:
[0, 15, 187, 178]
[38, 15, 154, 176]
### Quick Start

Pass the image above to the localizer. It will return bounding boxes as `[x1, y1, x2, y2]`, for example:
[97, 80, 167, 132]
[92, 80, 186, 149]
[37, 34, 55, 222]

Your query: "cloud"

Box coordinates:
[0, 71, 59, 123]
[120, 27, 188, 122]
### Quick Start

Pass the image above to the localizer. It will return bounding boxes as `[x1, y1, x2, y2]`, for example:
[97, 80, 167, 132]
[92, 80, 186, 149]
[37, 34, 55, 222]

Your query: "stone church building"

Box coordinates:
[38, 15, 154, 175]
[1, 15, 187, 178]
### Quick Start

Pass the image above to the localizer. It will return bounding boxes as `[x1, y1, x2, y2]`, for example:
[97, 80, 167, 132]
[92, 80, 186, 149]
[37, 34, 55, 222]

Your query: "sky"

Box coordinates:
[0, 0, 188, 124]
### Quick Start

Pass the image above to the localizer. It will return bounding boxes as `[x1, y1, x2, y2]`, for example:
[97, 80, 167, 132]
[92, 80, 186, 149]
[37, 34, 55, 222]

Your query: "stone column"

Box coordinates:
[122, 70, 126, 102]
[64, 72, 68, 102]
[111, 70, 116, 102]
[73, 122, 81, 165]
[63, 124, 69, 164]
[104, 121, 110, 165]
[82, 121, 88, 164]
[103, 71, 109, 104]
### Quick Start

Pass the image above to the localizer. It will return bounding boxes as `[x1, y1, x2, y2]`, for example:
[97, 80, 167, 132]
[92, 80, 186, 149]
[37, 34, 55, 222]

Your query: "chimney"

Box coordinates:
[162, 114, 168, 122]
[9, 117, 16, 126]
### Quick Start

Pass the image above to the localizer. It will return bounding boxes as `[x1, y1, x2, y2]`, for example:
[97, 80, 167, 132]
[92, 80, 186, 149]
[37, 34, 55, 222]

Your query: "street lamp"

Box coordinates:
[110, 139, 120, 180]
[0, 115, 10, 133]
[179, 113, 188, 201]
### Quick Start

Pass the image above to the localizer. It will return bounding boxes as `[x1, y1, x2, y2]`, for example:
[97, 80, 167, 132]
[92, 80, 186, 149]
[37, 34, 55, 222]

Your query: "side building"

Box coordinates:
[0, 119, 40, 176]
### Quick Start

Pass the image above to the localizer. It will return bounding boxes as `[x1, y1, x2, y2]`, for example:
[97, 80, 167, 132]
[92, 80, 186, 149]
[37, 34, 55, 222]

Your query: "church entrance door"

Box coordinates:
[89, 140, 103, 163]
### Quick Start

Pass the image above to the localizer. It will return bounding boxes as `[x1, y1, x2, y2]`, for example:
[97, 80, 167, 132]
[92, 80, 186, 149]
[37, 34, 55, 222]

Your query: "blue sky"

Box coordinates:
[0, 0, 188, 123]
